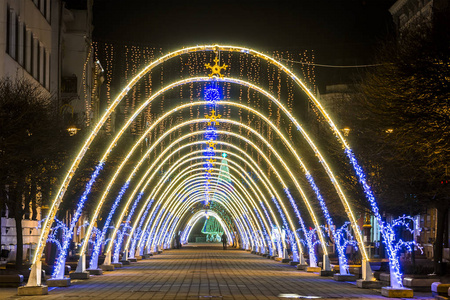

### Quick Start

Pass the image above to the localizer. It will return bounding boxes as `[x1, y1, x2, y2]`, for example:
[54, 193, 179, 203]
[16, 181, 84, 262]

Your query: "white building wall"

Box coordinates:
[0, 0, 53, 97]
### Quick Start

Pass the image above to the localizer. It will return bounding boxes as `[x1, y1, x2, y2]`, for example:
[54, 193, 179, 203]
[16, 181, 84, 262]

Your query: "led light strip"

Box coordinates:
[136, 160, 269, 253]
[154, 183, 252, 250]
[147, 169, 268, 251]
[34, 45, 372, 271]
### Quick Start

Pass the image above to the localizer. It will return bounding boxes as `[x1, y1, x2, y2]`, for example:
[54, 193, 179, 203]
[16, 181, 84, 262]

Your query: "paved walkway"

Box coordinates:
[0, 244, 433, 299]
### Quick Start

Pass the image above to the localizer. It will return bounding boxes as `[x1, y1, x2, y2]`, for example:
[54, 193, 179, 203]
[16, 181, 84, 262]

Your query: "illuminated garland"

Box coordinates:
[142, 159, 270, 252]
[303, 173, 349, 272]
[31, 45, 400, 292]
[113, 192, 143, 262]
[284, 188, 313, 264]
[141, 203, 160, 251]
[296, 227, 321, 267]
[147, 207, 165, 251]
[390, 216, 423, 265]
[164, 216, 179, 248]
[203, 84, 221, 206]
[113, 224, 129, 263]
[129, 199, 154, 258]
[333, 222, 358, 275]
[38, 218, 68, 271]
[253, 207, 272, 254]
[259, 201, 275, 256]
[90, 180, 130, 269]
[33, 48, 356, 278]
[345, 148, 403, 288]
[181, 225, 191, 244]
[52, 162, 104, 279]
[155, 212, 172, 249]
[271, 196, 299, 261]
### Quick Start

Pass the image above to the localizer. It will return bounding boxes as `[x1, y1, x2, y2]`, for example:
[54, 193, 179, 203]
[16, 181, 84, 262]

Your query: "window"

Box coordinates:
[35, 40, 40, 80]
[17, 21, 24, 66]
[39, 43, 44, 85]
[44, 50, 50, 90]
[9, 10, 17, 59]
[6, 6, 10, 54]
[31, 36, 38, 78]
[25, 29, 32, 73]
[44, 0, 51, 22]
[15, 16, 19, 60]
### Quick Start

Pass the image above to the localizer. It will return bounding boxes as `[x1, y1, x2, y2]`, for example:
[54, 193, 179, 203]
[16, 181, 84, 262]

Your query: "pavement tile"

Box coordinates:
[0, 243, 435, 300]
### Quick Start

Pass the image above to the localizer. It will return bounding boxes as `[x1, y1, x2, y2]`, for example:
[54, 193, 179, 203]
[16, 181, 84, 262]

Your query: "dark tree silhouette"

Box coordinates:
[0, 78, 63, 269]
[355, 12, 450, 274]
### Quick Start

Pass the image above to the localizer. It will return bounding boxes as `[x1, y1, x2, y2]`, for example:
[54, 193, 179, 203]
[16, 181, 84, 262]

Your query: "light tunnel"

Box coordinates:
[28, 45, 406, 290]
[181, 210, 234, 245]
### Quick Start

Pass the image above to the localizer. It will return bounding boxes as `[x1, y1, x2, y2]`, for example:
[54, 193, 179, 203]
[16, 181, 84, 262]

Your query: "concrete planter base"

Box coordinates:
[379, 273, 390, 283]
[403, 277, 439, 292]
[47, 278, 71, 287]
[320, 270, 334, 277]
[0, 274, 24, 287]
[128, 258, 137, 262]
[87, 268, 103, 275]
[432, 282, 450, 297]
[18, 285, 48, 296]
[333, 274, 356, 281]
[289, 261, 299, 266]
[69, 271, 90, 280]
[356, 279, 385, 289]
[381, 287, 413, 298]
[281, 258, 292, 263]
[100, 264, 114, 271]
[306, 267, 321, 273]
[112, 262, 123, 268]
[121, 260, 131, 265]
[297, 264, 308, 270]
[135, 256, 142, 260]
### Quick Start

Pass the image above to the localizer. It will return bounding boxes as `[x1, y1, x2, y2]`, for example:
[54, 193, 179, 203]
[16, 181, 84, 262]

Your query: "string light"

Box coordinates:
[52, 162, 103, 279]
[345, 148, 403, 287]
[33, 46, 390, 289]
[140, 203, 160, 251]
[89, 181, 130, 269]
[129, 200, 154, 258]
[333, 222, 358, 275]
[113, 192, 143, 263]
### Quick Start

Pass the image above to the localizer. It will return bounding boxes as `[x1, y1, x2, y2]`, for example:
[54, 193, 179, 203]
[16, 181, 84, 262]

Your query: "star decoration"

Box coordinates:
[206, 140, 217, 149]
[205, 109, 221, 126]
[205, 56, 228, 78]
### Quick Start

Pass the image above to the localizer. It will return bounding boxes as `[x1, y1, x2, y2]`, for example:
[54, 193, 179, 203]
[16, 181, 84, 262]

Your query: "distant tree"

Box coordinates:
[355, 11, 450, 274]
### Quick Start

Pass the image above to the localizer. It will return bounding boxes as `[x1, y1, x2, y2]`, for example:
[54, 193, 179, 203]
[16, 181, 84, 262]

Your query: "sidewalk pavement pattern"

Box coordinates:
[0, 243, 434, 300]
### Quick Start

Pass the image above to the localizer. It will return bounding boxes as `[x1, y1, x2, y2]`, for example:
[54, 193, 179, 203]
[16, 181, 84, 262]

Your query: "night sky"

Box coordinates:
[92, 0, 396, 88]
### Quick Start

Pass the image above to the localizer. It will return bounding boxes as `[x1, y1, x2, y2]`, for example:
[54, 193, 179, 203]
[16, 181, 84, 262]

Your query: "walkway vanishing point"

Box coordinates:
[1, 244, 433, 300]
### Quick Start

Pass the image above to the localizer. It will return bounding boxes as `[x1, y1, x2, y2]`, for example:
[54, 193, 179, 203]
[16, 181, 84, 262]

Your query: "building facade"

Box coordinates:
[0, 0, 97, 262]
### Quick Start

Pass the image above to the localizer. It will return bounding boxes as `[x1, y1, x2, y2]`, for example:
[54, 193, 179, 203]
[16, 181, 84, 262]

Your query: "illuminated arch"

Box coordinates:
[141, 166, 272, 252]
[154, 184, 257, 250]
[155, 182, 270, 253]
[29, 45, 397, 289]
[181, 210, 234, 245]
[80, 99, 340, 268]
